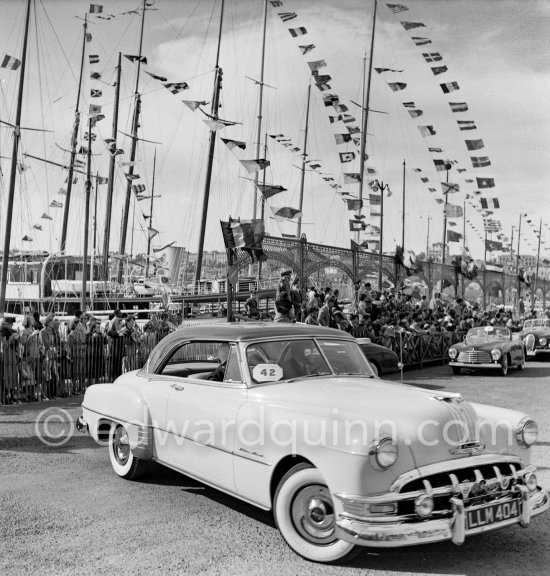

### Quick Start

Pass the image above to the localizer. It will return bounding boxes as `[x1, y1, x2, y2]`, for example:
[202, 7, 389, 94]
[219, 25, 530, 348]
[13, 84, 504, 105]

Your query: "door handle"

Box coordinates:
[171, 383, 184, 392]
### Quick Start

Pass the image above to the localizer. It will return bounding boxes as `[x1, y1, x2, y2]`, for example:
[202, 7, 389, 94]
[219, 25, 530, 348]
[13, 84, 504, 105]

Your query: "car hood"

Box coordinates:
[451, 339, 509, 352]
[520, 328, 550, 338]
[249, 377, 526, 467]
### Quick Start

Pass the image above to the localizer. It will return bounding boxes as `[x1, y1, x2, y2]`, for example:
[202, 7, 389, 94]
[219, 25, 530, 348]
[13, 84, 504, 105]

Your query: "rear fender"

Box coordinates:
[82, 384, 153, 460]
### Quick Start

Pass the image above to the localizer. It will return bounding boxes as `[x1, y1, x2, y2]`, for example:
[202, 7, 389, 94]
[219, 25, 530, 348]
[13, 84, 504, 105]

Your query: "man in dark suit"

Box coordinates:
[207, 343, 230, 381]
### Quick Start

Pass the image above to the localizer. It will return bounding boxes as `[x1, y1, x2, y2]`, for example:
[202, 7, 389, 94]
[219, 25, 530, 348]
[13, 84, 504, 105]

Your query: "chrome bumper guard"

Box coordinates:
[335, 486, 549, 548]
[76, 416, 88, 434]
[449, 361, 501, 369]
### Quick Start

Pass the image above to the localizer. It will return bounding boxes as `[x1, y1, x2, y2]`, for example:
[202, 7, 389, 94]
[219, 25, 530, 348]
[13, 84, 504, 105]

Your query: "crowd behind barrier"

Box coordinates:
[1, 279, 547, 405]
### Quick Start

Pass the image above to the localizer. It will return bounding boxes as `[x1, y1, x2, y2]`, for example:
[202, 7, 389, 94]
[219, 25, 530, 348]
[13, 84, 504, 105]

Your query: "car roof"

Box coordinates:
[146, 322, 354, 371]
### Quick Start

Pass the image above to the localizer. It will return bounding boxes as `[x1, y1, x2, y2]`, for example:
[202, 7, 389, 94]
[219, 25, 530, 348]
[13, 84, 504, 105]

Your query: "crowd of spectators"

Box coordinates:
[0, 310, 176, 404]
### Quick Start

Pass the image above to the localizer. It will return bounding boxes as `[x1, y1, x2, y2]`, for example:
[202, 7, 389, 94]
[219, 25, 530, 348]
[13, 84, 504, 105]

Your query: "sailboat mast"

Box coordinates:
[194, 0, 225, 287]
[81, 118, 92, 311]
[357, 0, 377, 241]
[252, 0, 268, 222]
[297, 82, 312, 238]
[60, 12, 88, 253]
[0, 0, 32, 316]
[103, 51, 122, 279]
[145, 150, 157, 279]
[118, 0, 147, 280]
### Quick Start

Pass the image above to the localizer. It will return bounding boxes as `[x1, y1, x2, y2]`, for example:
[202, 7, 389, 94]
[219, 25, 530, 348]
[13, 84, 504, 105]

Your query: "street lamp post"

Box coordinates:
[372, 179, 391, 291]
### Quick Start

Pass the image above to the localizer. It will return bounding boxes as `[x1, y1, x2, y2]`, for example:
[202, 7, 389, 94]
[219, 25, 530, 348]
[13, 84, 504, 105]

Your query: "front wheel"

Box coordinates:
[451, 366, 461, 375]
[108, 423, 148, 480]
[500, 355, 509, 376]
[274, 463, 360, 564]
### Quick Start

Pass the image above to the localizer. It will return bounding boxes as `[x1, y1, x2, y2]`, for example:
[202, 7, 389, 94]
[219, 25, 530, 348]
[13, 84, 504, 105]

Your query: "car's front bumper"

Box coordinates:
[449, 361, 502, 370]
[335, 486, 548, 548]
[526, 349, 550, 357]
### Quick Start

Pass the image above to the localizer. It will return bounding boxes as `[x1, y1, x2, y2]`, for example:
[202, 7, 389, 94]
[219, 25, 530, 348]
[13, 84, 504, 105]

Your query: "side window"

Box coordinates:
[158, 341, 220, 377]
[223, 345, 243, 383]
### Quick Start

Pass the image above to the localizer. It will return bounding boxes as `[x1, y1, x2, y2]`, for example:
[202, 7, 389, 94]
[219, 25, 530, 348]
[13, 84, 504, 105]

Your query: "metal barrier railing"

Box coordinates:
[0, 328, 462, 404]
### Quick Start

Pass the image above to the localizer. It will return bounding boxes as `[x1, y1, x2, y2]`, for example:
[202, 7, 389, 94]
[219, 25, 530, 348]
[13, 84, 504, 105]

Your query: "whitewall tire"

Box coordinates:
[274, 463, 360, 563]
[108, 423, 147, 480]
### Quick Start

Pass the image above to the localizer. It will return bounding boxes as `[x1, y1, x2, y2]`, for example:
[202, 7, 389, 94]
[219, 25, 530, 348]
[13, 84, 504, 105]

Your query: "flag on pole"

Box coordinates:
[470, 156, 491, 168]
[339, 152, 355, 163]
[480, 197, 500, 209]
[346, 199, 362, 210]
[447, 230, 463, 242]
[457, 120, 477, 130]
[440, 81, 459, 93]
[441, 181, 460, 194]
[476, 177, 495, 188]
[449, 102, 468, 112]
[288, 27, 307, 37]
[1, 55, 21, 70]
[431, 65, 448, 75]
[422, 52, 442, 62]
[445, 204, 463, 218]
[465, 139, 484, 150]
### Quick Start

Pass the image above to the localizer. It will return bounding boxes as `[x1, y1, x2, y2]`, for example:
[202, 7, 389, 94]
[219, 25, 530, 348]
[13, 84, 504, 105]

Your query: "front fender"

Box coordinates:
[81, 384, 153, 460]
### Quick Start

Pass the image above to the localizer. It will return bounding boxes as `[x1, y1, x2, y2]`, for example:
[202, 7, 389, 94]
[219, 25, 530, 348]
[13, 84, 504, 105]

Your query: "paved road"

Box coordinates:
[1, 362, 549, 576]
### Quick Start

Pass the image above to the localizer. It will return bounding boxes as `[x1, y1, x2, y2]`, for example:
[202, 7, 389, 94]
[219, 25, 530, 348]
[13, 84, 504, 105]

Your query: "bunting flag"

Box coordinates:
[465, 139, 484, 150]
[145, 71, 168, 82]
[1, 55, 21, 70]
[221, 138, 246, 150]
[334, 133, 351, 145]
[132, 184, 146, 194]
[486, 239, 503, 251]
[239, 159, 270, 173]
[202, 119, 226, 131]
[338, 152, 355, 163]
[89, 104, 102, 115]
[401, 21, 426, 30]
[163, 82, 189, 94]
[279, 12, 297, 22]
[90, 114, 105, 127]
[418, 125, 436, 137]
[429, 147, 443, 153]
[349, 219, 366, 231]
[257, 184, 286, 199]
[41, 213, 53, 220]
[308, 60, 326, 72]
[435, 198, 444, 204]
[440, 81, 459, 93]
[447, 230, 463, 242]
[388, 82, 407, 91]
[83, 132, 96, 141]
[125, 173, 140, 180]
[412, 37, 431, 45]
[471, 156, 491, 168]
[375, 67, 403, 73]
[483, 219, 501, 231]
[446, 204, 463, 218]
[33, 224, 43, 231]
[517, 268, 530, 286]
[476, 177, 495, 188]
[420, 176, 429, 183]
[369, 194, 381, 205]
[449, 102, 468, 112]
[431, 65, 448, 75]
[50, 200, 63, 208]
[480, 197, 500, 209]
[270, 0, 283, 5]
[403, 101, 416, 108]
[289, 27, 307, 37]
[408, 109, 423, 118]
[441, 181, 460, 194]
[85, 32, 92, 42]
[153, 241, 176, 253]
[457, 120, 476, 130]
[299, 44, 315, 55]
[58, 188, 67, 195]
[96, 176, 108, 184]
[181, 100, 206, 112]
[89, 4, 103, 13]
[124, 54, 148, 64]
[147, 227, 159, 240]
[89, 54, 100, 64]
[343, 173, 361, 184]
[423, 52, 442, 62]
[273, 207, 302, 221]
[433, 159, 451, 172]
[386, 3, 409, 13]
[346, 199, 362, 211]
[90, 72, 101, 80]
[221, 219, 266, 262]
[312, 74, 332, 91]
[22, 235, 33, 242]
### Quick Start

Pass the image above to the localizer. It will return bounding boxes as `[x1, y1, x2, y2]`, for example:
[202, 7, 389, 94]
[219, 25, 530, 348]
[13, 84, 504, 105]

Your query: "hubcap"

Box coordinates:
[291, 484, 337, 545]
[113, 426, 130, 465]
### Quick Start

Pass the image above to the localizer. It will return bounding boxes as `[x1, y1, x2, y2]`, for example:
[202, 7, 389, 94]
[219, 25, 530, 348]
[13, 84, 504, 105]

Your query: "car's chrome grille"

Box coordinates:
[396, 462, 522, 517]
[457, 350, 491, 364]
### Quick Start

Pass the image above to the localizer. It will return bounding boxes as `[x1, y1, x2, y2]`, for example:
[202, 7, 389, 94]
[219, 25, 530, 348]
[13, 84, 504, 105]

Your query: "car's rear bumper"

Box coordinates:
[336, 486, 548, 547]
[449, 361, 501, 369]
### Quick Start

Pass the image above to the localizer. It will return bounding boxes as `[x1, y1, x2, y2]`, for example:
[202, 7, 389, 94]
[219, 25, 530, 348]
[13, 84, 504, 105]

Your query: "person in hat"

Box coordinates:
[274, 295, 293, 323]
[245, 290, 260, 319]
[276, 270, 292, 302]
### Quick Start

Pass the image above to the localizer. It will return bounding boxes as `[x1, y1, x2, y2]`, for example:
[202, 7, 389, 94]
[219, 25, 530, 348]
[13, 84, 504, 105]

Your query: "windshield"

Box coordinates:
[465, 326, 510, 343]
[523, 319, 550, 329]
[246, 338, 373, 384]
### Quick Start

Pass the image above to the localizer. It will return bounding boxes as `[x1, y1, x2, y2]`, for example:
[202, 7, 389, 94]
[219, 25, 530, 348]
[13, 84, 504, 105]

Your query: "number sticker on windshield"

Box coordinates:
[252, 364, 283, 382]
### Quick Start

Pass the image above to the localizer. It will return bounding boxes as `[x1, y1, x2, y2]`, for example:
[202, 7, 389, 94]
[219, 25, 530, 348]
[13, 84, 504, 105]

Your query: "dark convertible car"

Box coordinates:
[356, 337, 400, 376]
[520, 318, 550, 359]
[448, 326, 525, 376]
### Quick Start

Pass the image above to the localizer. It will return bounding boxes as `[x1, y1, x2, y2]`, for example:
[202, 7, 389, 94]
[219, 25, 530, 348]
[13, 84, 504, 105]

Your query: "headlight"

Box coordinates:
[491, 349, 502, 361]
[539, 337, 547, 346]
[515, 417, 538, 447]
[448, 347, 458, 359]
[525, 472, 538, 492]
[414, 494, 434, 518]
[369, 437, 398, 470]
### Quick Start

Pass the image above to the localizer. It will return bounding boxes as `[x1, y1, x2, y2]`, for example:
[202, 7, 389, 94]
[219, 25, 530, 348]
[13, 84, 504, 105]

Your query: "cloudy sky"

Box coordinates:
[0, 0, 549, 263]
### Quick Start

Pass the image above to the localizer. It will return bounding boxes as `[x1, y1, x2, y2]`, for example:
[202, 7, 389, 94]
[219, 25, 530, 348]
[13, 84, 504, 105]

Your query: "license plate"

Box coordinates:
[467, 499, 520, 530]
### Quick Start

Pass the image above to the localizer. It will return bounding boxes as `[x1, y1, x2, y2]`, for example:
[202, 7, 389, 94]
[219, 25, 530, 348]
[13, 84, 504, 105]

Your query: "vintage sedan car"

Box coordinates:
[448, 326, 526, 376]
[356, 337, 400, 376]
[77, 324, 547, 563]
[520, 318, 550, 359]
